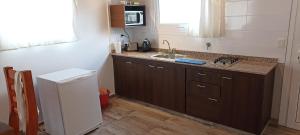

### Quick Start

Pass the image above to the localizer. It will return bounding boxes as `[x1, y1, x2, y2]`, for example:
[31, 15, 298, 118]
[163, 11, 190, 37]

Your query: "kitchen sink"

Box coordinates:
[151, 53, 186, 61]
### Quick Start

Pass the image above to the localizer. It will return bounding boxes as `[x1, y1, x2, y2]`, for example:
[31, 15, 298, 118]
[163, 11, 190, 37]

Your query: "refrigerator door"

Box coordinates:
[57, 72, 102, 135]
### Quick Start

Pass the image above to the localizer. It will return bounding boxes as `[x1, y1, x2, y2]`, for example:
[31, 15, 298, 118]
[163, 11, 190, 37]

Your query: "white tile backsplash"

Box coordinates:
[161, 0, 291, 62]
[247, 0, 292, 16]
[226, 16, 247, 30]
[128, 0, 292, 62]
[225, 1, 248, 16]
[246, 15, 290, 31]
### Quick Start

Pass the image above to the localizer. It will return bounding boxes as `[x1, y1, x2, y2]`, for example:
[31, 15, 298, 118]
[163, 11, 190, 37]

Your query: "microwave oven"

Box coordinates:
[125, 6, 146, 26]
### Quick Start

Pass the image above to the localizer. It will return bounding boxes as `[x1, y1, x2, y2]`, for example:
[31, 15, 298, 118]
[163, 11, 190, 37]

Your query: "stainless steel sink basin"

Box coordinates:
[151, 53, 186, 61]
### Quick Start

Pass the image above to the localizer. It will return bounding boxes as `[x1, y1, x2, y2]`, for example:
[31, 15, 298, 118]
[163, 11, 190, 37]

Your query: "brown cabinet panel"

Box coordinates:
[110, 5, 125, 28]
[142, 63, 155, 103]
[187, 96, 221, 122]
[187, 68, 220, 85]
[231, 72, 264, 134]
[186, 81, 222, 122]
[113, 55, 275, 135]
[219, 74, 233, 126]
[113, 56, 185, 113]
[113, 57, 138, 99]
[188, 81, 221, 99]
[186, 69, 235, 129]
[149, 61, 186, 113]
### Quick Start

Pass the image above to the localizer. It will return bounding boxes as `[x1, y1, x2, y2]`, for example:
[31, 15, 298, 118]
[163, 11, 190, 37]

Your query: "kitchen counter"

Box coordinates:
[111, 51, 278, 75]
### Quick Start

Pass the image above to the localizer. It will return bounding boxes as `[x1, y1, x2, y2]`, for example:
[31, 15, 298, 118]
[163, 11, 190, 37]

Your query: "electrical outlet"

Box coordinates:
[277, 38, 287, 49]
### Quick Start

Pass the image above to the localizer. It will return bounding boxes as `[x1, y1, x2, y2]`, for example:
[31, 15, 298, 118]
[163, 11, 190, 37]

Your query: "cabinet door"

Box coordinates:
[110, 5, 125, 28]
[231, 72, 263, 133]
[149, 62, 186, 113]
[186, 81, 222, 122]
[135, 62, 147, 101]
[114, 59, 138, 99]
[142, 63, 156, 104]
[219, 74, 233, 126]
[152, 63, 173, 109]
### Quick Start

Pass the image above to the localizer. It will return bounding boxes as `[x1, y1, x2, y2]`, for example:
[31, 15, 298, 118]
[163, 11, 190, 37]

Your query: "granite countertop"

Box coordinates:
[111, 51, 278, 75]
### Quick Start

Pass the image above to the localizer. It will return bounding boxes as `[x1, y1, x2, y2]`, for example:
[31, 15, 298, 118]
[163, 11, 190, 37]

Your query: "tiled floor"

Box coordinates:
[86, 97, 300, 135]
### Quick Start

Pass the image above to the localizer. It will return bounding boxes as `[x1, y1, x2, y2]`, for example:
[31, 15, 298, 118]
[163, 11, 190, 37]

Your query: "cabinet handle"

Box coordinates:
[148, 65, 155, 68]
[197, 73, 206, 76]
[222, 76, 232, 80]
[208, 98, 218, 102]
[125, 61, 132, 64]
[157, 66, 164, 69]
[196, 84, 206, 88]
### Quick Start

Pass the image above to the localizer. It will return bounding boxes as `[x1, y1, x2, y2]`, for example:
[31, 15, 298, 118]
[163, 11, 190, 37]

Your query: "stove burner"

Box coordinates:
[214, 56, 239, 66]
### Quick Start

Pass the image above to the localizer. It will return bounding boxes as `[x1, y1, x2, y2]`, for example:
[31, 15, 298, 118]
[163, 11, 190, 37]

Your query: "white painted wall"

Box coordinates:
[0, 0, 114, 123]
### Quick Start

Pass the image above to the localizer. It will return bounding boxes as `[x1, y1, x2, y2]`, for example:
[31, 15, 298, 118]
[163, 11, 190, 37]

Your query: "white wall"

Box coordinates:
[0, 0, 114, 123]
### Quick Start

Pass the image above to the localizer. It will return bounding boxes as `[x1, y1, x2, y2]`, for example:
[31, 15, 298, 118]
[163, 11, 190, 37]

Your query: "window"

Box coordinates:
[0, 0, 76, 51]
[158, 0, 225, 38]
[159, 0, 201, 24]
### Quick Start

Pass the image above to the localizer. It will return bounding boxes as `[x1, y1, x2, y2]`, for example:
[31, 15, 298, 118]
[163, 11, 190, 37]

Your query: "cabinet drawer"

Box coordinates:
[115, 56, 139, 63]
[187, 68, 220, 85]
[187, 96, 221, 122]
[186, 80, 222, 122]
[188, 81, 221, 101]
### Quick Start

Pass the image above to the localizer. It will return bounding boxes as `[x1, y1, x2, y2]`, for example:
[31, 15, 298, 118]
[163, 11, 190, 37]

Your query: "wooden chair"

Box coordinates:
[3, 67, 38, 135]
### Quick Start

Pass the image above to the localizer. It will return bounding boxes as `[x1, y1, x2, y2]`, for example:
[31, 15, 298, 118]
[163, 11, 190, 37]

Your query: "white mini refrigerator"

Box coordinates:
[37, 68, 102, 135]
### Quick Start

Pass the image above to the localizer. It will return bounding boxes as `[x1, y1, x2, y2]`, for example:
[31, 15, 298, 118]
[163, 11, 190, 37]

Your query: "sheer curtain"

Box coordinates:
[198, 0, 225, 38]
[0, 0, 77, 51]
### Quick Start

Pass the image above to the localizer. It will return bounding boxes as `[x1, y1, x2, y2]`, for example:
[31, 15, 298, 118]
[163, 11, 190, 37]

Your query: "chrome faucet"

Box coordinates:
[162, 40, 176, 58]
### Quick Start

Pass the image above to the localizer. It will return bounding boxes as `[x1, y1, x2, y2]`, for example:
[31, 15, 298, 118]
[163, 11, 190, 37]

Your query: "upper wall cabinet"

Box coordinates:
[110, 5, 125, 28]
[110, 5, 146, 28]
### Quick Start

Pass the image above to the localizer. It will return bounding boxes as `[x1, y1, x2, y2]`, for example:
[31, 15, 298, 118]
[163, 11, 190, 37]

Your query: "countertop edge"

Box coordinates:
[111, 53, 278, 76]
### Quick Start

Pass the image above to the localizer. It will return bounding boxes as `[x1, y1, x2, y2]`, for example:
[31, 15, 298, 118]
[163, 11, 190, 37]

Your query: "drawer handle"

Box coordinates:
[222, 77, 232, 80]
[208, 98, 218, 102]
[197, 73, 207, 76]
[196, 84, 206, 88]
[148, 65, 155, 68]
[157, 66, 164, 69]
[125, 61, 132, 64]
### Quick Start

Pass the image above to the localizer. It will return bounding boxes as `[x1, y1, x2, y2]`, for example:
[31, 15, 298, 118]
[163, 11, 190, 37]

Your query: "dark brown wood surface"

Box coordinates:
[110, 5, 125, 28]
[112, 55, 275, 135]
[113, 56, 186, 113]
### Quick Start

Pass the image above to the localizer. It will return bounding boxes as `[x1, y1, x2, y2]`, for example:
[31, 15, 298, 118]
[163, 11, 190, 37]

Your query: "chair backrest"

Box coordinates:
[3, 67, 38, 135]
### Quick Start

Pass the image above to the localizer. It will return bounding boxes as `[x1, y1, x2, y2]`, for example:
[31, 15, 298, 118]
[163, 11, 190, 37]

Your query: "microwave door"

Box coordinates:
[125, 11, 142, 26]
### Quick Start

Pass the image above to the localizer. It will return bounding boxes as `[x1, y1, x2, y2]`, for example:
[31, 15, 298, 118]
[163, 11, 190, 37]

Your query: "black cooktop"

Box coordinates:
[214, 56, 239, 66]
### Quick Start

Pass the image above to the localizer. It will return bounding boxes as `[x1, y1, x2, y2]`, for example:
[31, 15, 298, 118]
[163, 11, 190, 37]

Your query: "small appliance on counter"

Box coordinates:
[121, 42, 138, 51]
[127, 42, 139, 51]
[139, 38, 151, 52]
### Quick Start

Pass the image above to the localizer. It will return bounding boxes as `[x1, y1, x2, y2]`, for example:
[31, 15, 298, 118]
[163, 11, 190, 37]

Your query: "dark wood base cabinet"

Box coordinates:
[113, 56, 186, 113]
[112, 55, 275, 135]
